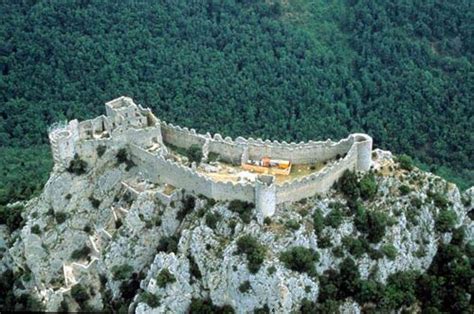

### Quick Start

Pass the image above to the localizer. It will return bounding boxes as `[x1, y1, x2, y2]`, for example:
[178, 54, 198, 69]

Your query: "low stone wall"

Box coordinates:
[275, 144, 359, 203]
[129, 145, 254, 203]
[160, 121, 355, 165]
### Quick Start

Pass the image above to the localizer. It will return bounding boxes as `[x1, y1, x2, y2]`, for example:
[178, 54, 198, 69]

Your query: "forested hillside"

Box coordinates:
[0, 0, 472, 206]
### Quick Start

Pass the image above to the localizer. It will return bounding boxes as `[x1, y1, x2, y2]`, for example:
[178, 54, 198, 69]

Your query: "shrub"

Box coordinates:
[236, 235, 266, 273]
[267, 266, 276, 275]
[359, 173, 378, 200]
[188, 144, 203, 164]
[380, 271, 418, 310]
[312, 209, 324, 236]
[71, 246, 91, 260]
[280, 246, 319, 275]
[83, 224, 92, 234]
[55, 212, 68, 224]
[205, 212, 221, 229]
[111, 264, 133, 281]
[188, 255, 202, 279]
[342, 236, 369, 258]
[67, 154, 88, 175]
[285, 219, 300, 230]
[156, 269, 176, 288]
[325, 209, 343, 228]
[318, 235, 332, 249]
[157, 235, 179, 253]
[263, 217, 272, 225]
[254, 304, 270, 314]
[335, 170, 360, 200]
[435, 209, 457, 233]
[381, 244, 398, 260]
[355, 209, 389, 243]
[71, 284, 89, 305]
[96, 145, 107, 157]
[89, 195, 101, 208]
[432, 193, 449, 209]
[189, 298, 234, 313]
[176, 195, 195, 221]
[228, 200, 254, 223]
[398, 154, 413, 171]
[238, 280, 251, 293]
[30, 224, 41, 235]
[399, 184, 411, 195]
[139, 292, 160, 308]
[116, 148, 136, 170]
[207, 152, 220, 162]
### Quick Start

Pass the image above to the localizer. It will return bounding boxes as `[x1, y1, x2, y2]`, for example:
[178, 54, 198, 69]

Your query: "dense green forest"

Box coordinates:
[0, 0, 472, 207]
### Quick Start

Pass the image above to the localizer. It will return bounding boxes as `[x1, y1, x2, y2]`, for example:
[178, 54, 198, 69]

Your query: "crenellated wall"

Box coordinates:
[49, 96, 373, 218]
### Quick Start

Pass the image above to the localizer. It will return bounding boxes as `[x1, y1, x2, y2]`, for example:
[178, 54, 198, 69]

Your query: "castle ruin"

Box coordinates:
[49, 96, 373, 217]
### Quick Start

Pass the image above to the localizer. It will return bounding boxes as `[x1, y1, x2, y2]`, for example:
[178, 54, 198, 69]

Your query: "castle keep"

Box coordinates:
[49, 96, 373, 217]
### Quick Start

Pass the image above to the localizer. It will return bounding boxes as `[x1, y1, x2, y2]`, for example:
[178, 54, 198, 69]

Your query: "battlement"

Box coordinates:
[49, 97, 373, 217]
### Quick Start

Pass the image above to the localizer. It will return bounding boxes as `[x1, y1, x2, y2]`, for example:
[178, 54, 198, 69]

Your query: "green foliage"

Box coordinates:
[157, 235, 179, 254]
[359, 173, 378, 200]
[354, 206, 389, 243]
[312, 208, 324, 236]
[381, 244, 398, 260]
[30, 224, 41, 235]
[238, 280, 251, 293]
[205, 212, 221, 230]
[189, 298, 234, 313]
[325, 209, 343, 228]
[176, 195, 195, 221]
[0, 204, 24, 232]
[70, 246, 91, 260]
[116, 148, 136, 171]
[188, 144, 203, 164]
[342, 236, 369, 258]
[71, 284, 89, 305]
[67, 154, 88, 175]
[236, 235, 266, 274]
[399, 184, 411, 196]
[188, 255, 202, 280]
[380, 271, 419, 310]
[156, 269, 176, 288]
[435, 209, 457, 233]
[55, 212, 68, 224]
[398, 155, 413, 171]
[138, 292, 160, 309]
[88, 195, 101, 208]
[279, 246, 319, 275]
[96, 145, 107, 157]
[228, 200, 254, 223]
[111, 264, 133, 281]
[335, 170, 360, 200]
[285, 219, 300, 231]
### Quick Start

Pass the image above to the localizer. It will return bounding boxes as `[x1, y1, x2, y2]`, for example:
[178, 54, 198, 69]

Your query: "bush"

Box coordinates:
[432, 193, 449, 209]
[228, 200, 254, 223]
[205, 212, 221, 229]
[381, 244, 398, 260]
[188, 255, 202, 280]
[335, 170, 360, 200]
[435, 209, 457, 233]
[111, 264, 133, 281]
[355, 209, 389, 243]
[71, 284, 89, 305]
[96, 145, 107, 157]
[236, 235, 266, 273]
[30, 224, 41, 235]
[342, 236, 369, 258]
[89, 195, 101, 209]
[285, 219, 300, 231]
[138, 292, 160, 308]
[55, 212, 68, 224]
[359, 173, 378, 200]
[279, 246, 319, 275]
[238, 280, 251, 293]
[398, 154, 413, 171]
[67, 154, 88, 175]
[380, 271, 418, 310]
[176, 195, 195, 221]
[325, 209, 343, 228]
[116, 148, 136, 170]
[312, 209, 324, 236]
[157, 235, 179, 253]
[0, 204, 24, 232]
[399, 184, 411, 195]
[188, 144, 203, 164]
[71, 246, 91, 260]
[156, 269, 176, 288]
[189, 298, 234, 313]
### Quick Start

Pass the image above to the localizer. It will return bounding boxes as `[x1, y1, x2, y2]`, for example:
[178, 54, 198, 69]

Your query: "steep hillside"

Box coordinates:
[0, 147, 472, 312]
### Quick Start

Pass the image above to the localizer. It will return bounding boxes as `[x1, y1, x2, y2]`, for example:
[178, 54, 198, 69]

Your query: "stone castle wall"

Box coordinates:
[49, 97, 372, 217]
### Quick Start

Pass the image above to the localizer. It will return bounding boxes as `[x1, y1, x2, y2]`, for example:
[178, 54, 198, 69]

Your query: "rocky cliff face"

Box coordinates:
[1, 148, 472, 313]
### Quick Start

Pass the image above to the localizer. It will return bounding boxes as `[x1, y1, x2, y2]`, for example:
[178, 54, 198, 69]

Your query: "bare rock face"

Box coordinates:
[1, 149, 472, 313]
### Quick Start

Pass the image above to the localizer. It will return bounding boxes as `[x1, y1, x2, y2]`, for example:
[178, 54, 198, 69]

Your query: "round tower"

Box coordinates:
[49, 120, 79, 170]
[255, 175, 277, 217]
[352, 133, 373, 171]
